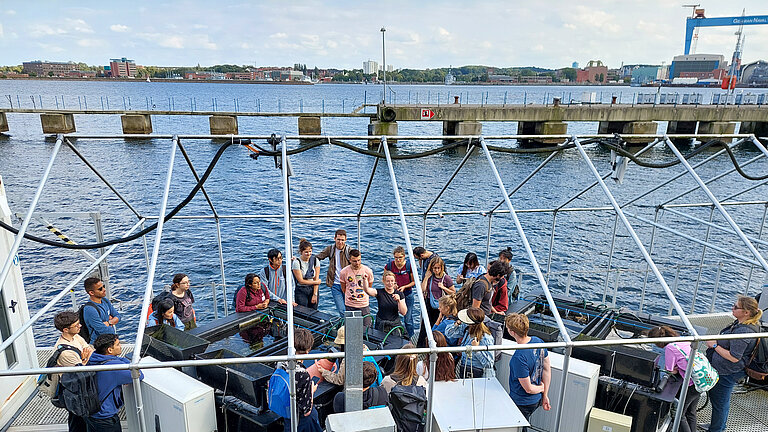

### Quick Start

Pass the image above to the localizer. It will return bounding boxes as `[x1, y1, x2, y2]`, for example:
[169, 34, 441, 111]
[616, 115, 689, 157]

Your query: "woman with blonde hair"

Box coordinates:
[704, 295, 763, 432]
[381, 343, 428, 393]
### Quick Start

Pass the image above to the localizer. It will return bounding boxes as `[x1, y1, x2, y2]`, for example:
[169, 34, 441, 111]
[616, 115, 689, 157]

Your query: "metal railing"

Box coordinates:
[1, 132, 768, 432]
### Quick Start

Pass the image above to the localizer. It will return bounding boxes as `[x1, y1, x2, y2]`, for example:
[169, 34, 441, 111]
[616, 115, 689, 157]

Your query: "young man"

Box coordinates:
[315, 229, 352, 317]
[384, 246, 416, 337]
[82, 277, 120, 344]
[505, 313, 551, 430]
[471, 260, 508, 315]
[277, 328, 321, 432]
[259, 248, 293, 305]
[412, 247, 439, 280]
[339, 249, 376, 328]
[86, 334, 143, 432]
[53, 311, 94, 432]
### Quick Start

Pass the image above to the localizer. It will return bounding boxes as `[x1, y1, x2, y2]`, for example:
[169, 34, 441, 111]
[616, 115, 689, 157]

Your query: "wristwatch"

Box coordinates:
[713, 343, 718, 348]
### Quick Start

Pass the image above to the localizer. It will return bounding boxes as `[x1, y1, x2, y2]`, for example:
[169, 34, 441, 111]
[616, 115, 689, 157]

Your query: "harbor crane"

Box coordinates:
[683, 7, 768, 55]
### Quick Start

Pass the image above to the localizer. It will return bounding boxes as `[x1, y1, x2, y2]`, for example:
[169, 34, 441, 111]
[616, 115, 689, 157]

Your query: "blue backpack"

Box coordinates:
[268, 367, 291, 418]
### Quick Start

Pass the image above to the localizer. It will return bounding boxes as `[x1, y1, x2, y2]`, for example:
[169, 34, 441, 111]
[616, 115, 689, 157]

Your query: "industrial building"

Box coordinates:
[575, 60, 608, 84]
[108, 57, 137, 78]
[669, 54, 727, 80]
[740, 60, 768, 86]
[21, 61, 77, 77]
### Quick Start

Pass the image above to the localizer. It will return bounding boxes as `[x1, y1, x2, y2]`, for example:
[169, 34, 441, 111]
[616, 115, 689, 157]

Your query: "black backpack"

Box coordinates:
[388, 383, 427, 432]
[746, 323, 768, 381]
[54, 360, 110, 417]
[77, 302, 97, 342]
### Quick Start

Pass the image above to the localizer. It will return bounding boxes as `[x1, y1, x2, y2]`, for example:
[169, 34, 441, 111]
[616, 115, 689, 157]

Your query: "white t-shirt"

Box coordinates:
[334, 248, 342, 285]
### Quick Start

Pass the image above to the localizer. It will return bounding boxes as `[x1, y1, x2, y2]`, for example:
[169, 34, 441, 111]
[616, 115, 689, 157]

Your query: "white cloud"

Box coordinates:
[28, 24, 66, 38]
[63, 18, 94, 34]
[269, 32, 287, 39]
[77, 38, 105, 48]
[110, 24, 130, 33]
[5, 10, 16, 16]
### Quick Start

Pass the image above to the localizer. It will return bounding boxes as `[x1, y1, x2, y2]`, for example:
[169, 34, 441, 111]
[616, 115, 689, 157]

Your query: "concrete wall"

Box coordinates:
[121, 114, 153, 134]
[40, 113, 75, 134]
[209, 115, 239, 135]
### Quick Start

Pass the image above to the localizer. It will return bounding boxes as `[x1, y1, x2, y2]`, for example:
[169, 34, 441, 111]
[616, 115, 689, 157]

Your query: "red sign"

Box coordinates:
[420, 108, 435, 120]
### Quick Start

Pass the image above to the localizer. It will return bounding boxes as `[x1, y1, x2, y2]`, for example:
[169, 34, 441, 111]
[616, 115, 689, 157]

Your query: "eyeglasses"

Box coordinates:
[732, 305, 743, 310]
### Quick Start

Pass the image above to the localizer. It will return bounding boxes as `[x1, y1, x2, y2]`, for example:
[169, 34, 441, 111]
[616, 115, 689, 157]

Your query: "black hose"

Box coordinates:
[0, 142, 233, 250]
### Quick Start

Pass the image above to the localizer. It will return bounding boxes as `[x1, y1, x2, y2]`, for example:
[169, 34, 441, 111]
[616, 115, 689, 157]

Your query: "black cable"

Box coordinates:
[0, 142, 233, 250]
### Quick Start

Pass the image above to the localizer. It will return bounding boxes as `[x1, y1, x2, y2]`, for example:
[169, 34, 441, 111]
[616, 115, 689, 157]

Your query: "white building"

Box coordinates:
[363, 60, 379, 75]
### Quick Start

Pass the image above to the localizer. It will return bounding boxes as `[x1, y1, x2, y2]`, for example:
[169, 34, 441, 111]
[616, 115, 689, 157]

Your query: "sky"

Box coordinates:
[1, 1, 768, 70]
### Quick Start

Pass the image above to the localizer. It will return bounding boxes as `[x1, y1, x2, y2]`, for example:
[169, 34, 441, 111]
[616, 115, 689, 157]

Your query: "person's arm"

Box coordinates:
[362, 273, 377, 297]
[83, 305, 110, 336]
[174, 315, 185, 330]
[320, 359, 345, 385]
[441, 276, 456, 295]
[517, 376, 545, 395]
[400, 267, 415, 291]
[236, 288, 259, 312]
[394, 293, 407, 315]
[108, 300, 120, 325]
[315, 246, 331, 260]
[541, 355, 551, 410]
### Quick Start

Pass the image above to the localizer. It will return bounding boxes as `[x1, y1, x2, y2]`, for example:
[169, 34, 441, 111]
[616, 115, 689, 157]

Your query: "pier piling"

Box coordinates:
[0, 113, 8, 133]
[121, 114, 153, 134]
[40, 113, 75, 134]
[209, 115, 239, 135]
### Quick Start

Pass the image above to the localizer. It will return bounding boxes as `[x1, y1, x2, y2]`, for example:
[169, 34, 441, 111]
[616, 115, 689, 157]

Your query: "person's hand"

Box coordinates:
[278, 299, 287, 305]
[292, 301, 299, 307]
[542, 395, 551, 411]
[311, 294, 318, 304]
[311, 381, 318, 394]
[316, 365, 327, 373]
[82, 346, 94, 362]
[471, 337, 479, 346]
[392, 293, 401, 301]
[108, 316, 119, 325]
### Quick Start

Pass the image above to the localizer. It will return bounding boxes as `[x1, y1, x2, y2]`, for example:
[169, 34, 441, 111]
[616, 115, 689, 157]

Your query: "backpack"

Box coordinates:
[148, 291, 174, 320]
[385, 259, 413, 283]
[268, 367, 291, 418]
[77, 302, 97, 342]
[673, 344, 719, 393]
[745, 324, 768, 381]
[39, 345, 82, 399]
[55, 360, 111, 417]
[263, 265, 287, 283]
[455, 277, 491, 311]
[388, 383, 427, 432]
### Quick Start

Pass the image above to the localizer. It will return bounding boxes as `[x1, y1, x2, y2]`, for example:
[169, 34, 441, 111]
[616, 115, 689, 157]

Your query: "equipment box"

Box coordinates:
[195, 349, 274, 409]
[143, 325, 210, 361]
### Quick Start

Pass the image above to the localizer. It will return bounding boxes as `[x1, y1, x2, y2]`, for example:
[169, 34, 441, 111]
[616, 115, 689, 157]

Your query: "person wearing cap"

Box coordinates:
[316, 326, 383, 386]
[504, 313, 551, 429]
[444, 307, 495, 378]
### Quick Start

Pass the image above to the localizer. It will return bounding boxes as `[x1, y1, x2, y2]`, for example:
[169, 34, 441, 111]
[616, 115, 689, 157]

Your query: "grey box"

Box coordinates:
[325, 408, 396, 432]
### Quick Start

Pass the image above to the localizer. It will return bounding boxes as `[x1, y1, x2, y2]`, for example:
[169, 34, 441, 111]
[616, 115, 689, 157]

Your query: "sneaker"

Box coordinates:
[696, 423, 709, 431]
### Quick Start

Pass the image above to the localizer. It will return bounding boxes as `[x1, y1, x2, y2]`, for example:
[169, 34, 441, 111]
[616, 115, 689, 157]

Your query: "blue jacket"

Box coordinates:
[87, 353, 143, 419]
[83, 299, 120, 344]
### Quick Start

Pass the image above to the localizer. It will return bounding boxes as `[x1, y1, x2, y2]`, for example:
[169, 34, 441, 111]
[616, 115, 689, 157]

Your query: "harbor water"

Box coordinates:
[1, 79, 768, 346]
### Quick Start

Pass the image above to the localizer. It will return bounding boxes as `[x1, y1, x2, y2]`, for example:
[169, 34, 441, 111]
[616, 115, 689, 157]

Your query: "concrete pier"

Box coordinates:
[598, 121, 658, 144]
[0, 113, 8, 133]
[697, 121, 737, 136]
[368, 120, 398, 146]
[518, 121, 567, 145]
[40, 113, 75, 134]
[209, 115, 239, 135]
[443, 121, 482, 137]
[298, 116, 322, 135]
[121, 114, 153, 134]
[667, 121, 697, 146]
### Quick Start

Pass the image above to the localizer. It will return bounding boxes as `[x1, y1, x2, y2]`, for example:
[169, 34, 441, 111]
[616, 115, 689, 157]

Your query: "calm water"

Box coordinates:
[1, 80, 767, 346]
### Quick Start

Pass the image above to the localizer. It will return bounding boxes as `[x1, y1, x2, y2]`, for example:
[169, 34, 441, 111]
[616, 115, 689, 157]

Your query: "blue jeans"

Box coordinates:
[707, 371, 744, 432]
[331, 283, 346, 317]
[403, 290, 415, 337]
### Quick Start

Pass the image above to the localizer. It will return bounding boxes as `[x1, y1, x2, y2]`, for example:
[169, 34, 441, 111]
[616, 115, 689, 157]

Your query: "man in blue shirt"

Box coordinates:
[505, 313, 551, 430]
[86, 334, 143, 432]
[82, 277, 120, 344]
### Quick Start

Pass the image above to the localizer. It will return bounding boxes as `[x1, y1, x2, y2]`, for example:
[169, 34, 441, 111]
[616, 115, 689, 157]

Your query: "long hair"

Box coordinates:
[461, 253, 479, 277]
[391, 343, 418, 386]
[465, 307, 490, 341]
[424, 331, 455, 382]
[737, 295, 763, 325]
[647, 325, 680, 348]
[154, 298, 175, 325]
[430, 256, 446, 278]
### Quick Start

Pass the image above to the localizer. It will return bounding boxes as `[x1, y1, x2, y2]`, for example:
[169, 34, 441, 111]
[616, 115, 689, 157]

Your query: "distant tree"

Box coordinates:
[560, 68, 577, 81]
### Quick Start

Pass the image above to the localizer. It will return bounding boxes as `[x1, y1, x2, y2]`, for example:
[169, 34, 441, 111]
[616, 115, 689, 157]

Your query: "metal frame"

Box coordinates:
[1, 131, 768, 432]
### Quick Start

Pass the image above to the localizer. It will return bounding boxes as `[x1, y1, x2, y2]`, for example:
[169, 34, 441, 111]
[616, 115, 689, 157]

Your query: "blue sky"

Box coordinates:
[1, 1, 768, 69]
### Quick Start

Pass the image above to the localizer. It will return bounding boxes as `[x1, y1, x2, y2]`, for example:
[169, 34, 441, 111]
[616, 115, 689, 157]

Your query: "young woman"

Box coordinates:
[375, 270, 407, 336]
[236, 273, 270, 312]
[416, 331, 456, 382]
[445, 307, 495, 378]
[705, 295, 763, 432]
[418, 256, 454, 346]
[381, 343, 428, 393]
[147, 298, 184, 330]
[455, 252, 486, 285]
[432, 295, 459, 342]
[170, 273, 196, 330]
[292, 238, 321, 309]
[648, 326, 698, 432]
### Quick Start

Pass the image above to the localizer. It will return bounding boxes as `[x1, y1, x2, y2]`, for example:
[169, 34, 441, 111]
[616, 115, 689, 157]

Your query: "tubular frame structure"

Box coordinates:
[1, 132, 768, 432]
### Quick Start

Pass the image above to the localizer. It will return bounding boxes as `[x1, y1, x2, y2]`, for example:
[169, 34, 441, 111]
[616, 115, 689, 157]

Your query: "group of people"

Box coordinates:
[648, 295, 763, 432]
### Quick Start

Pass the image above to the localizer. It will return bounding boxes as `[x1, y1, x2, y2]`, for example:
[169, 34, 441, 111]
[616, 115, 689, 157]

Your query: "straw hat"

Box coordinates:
[334, 326, 345, 345]
[457, 308, 481, 325]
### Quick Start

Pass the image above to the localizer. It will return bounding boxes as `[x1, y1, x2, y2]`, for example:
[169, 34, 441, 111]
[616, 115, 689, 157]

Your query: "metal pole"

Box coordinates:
[0, 219, 145, 354]
[746, 204, 768, 294]
[477, 137, 572, 432]
[485, 214, 493, 268]
[639, 209, 661, 313]
[545, 213, 557, 283]
[661, 207, 768, 248]
[571, 136, 698, 335]
[130, 137, 179, 432]
[712, 262, 723, 312]
[424, 144, 477, 215]
[671, 340, 699, 432]
[379, 136, 438, 432]
[92, 213, 111, 299]
[692, 207, 715, 313]
[489, 146, 561, 214]
[663, 135, 768, 273]
[211, 281, 219, 320]
[0, 136, 62, 296]
[381, 27, 387, 104]
[280, 136, 299, 432]
[603, 216, 619, 290]
[358, 141, 384, 251]
[344, 311, 364, 411]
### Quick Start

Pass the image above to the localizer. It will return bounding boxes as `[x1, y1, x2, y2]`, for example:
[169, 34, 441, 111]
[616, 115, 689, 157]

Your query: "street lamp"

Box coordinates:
[381, 27, 386, 104]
